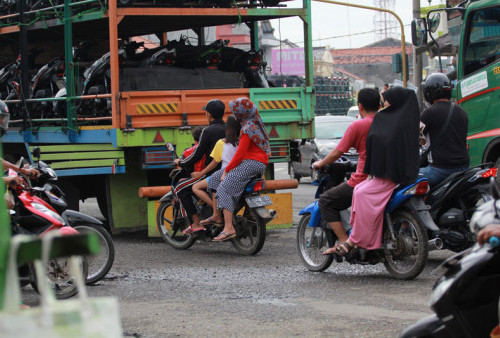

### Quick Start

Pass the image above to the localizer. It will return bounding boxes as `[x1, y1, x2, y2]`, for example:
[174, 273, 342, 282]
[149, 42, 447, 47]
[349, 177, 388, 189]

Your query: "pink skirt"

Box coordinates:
[349, 177, 397, 250]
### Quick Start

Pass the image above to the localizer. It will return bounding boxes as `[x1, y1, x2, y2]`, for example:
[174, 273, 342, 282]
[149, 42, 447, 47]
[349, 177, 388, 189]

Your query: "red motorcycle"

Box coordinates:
[7, 168, 89, 299]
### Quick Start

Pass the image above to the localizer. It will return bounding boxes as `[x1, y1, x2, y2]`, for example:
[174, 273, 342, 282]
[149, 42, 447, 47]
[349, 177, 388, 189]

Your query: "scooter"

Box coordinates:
[297, 161, 438, 280]
[7, 168, 88, 299]
[424, 163, 496, 252]
[156, 143, 276, 255]
[400, 178, 500, 337]
[25, 148, 115, 285]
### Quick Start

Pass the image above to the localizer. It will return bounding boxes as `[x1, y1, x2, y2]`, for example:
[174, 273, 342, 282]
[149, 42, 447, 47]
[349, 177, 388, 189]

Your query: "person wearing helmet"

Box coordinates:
[0, 99, 39, 185]
[419, 73, 469, 187]
[172, 99, 226, 233]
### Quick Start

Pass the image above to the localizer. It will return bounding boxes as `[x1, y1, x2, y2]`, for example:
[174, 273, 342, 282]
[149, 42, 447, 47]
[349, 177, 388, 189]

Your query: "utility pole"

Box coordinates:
[413, 0, 424, 109]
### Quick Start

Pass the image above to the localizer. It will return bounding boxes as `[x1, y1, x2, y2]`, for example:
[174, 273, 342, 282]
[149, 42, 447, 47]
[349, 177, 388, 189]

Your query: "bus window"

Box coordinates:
[464, 7, 500, 76]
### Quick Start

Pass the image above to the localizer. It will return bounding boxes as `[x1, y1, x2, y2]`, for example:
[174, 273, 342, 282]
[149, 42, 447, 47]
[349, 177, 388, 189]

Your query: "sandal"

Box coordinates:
[335, 241, 357, 257]
[200, 217, 224, 227]
[213, 231, 236, 242]
[182, 225, 206, 235]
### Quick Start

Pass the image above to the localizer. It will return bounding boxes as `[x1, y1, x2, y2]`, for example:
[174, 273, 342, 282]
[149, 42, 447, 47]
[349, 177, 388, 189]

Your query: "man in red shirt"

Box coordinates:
[312, 88, 380, 255]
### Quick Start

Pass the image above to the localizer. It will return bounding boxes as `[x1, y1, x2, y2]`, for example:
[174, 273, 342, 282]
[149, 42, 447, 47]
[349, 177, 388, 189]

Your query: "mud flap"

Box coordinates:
[404, 198, 440, 232]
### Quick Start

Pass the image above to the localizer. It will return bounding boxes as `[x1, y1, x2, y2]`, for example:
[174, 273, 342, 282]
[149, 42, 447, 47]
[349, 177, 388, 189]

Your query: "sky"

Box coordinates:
[269, 0, 446, 49]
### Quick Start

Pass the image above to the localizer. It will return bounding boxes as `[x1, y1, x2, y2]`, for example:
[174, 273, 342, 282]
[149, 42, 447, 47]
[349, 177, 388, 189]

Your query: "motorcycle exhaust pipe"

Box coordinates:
[428, 238, 444, 251]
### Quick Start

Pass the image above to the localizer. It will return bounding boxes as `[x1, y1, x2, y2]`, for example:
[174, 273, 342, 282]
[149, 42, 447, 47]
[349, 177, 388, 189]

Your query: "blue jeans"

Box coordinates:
[419, 166, 469, 188]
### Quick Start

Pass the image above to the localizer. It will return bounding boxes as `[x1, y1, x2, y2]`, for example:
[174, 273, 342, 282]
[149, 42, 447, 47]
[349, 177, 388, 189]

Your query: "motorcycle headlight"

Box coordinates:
[31, 202, 65, 225]
[429, 277, 455, 307]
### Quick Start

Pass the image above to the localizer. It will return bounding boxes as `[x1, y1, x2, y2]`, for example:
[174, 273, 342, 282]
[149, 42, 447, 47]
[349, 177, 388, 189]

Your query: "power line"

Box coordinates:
[290, 24, 410, 45]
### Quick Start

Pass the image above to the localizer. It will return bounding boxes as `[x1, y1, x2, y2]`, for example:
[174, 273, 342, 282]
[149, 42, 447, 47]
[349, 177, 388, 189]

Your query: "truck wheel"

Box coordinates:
[96, 191, 109, 220]
[289, 163, 301, 183]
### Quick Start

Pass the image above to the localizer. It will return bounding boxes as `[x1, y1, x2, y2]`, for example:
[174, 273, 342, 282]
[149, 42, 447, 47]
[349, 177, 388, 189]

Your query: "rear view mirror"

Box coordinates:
[165, 142, 175, 152]
[429, 12, 441, 33]
[32, 146, 41, 160]
[411, 18, 427, 47]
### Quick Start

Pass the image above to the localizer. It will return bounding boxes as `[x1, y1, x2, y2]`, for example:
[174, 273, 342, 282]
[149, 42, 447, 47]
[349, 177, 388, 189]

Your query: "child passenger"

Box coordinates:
[190, 115, 241, 223]
[202, 97, 270, 242]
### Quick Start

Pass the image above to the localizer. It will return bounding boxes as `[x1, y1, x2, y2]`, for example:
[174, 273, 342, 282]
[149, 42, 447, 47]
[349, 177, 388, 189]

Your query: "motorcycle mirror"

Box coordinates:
[32, 146, 41, 160]
[16, 156, 25, 170]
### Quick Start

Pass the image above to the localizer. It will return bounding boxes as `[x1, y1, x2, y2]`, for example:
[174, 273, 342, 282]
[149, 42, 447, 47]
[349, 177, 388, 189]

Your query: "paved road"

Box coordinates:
[23, 163, 450, 337]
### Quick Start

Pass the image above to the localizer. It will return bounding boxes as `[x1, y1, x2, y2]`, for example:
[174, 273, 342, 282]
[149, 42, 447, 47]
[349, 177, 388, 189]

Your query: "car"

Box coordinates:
[346, 105, 359, 119]
[289, 115, 358, 182]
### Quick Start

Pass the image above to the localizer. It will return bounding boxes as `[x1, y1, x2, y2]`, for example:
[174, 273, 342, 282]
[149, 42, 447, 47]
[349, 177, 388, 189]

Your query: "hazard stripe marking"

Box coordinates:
[259, 100, 297, 110]
[136, 103, 179, 114]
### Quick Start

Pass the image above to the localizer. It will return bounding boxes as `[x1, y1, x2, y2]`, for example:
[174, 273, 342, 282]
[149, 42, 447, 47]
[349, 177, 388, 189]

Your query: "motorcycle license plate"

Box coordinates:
[245, 195, 272, 208]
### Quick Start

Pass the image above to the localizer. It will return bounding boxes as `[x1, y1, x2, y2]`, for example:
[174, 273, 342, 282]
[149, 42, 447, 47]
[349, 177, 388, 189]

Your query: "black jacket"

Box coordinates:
[179, 119, 226, 174]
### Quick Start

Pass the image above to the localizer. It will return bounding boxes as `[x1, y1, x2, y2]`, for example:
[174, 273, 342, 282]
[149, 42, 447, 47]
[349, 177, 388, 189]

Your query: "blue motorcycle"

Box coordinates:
[297, 162, 439, 280]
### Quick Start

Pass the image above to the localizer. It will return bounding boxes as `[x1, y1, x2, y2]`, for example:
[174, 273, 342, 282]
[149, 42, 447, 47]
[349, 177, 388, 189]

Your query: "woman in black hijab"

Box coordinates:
[335, 87, 420, 256]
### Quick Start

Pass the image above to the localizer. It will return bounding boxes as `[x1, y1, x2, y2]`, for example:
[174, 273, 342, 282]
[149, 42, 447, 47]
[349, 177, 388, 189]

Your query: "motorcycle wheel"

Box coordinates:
[297, 214, 334, 271]
[73, 224, 115, 285]
[156, 198, 195, 250]
[231, 207, 266, 255]
[32, 257, 89, 299]
[383, 210, 428, 280]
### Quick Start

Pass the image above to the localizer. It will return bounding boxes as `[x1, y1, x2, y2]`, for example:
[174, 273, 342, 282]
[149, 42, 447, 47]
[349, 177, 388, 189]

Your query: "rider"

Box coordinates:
[312, 88, 380, 255]
[0, 99, 39, 186]
[335, 87, 420, 256]
[419, 73, 469, 187]
[173, 99, 226, 232]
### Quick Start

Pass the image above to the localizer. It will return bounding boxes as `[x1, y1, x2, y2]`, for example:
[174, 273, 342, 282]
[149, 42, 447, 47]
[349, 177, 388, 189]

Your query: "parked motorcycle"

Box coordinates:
[25, 147, 115, 285]
[424, 163, 496, 252]
[297, 162, 437, 280]
[156, 144, 276, 255]
[7, 168, 89, 299]
[400, 178, 500, 337]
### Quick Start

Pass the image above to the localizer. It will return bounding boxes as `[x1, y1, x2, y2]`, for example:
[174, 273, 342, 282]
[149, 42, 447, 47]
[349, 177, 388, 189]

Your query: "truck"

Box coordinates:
[412, 0, 500, 167]
[0, 0, 315, 234]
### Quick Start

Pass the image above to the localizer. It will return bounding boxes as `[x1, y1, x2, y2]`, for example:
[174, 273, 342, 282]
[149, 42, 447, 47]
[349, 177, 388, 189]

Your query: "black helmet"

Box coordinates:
[0, 100, 10, 131]
[422, 73, 452, 104]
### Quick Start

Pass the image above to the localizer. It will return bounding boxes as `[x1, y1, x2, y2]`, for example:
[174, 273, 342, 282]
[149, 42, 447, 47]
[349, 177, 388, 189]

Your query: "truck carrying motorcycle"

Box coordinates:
[138, 179, 299, 198]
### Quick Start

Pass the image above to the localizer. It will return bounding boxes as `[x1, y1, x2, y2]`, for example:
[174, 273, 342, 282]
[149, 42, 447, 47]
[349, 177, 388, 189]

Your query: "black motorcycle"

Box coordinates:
[424, 163, 496, 252]
[400, 178, 500, 337]
[156, 144, 275, 255]
[26, 147, 115, 284]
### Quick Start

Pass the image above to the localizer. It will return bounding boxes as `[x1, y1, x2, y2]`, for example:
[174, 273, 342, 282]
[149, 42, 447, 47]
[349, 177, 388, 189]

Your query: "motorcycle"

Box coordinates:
[297, 162, 438, 280]
[156, 144, 276, 255]
[25, 147, 115, 285]
[424, 163, 496, 252]
[400, 178, 500, 337]
[7, 168, 89, 299]
[29, 56, 66, 118]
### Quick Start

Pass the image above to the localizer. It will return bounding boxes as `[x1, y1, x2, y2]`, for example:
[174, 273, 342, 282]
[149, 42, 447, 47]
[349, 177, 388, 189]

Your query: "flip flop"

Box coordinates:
[200, 217, 224, 227]
[182, 225, 206, 235]
[213, 231, 236, 242]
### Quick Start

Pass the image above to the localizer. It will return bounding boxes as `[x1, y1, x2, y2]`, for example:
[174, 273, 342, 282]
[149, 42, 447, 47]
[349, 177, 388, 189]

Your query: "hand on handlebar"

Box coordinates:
[477, 224, 500, 245]
[20, 166, 40, 178]
[174, 158, 181, 166]
[3, 176, 24, 188]
[311, 160, 324, 170]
